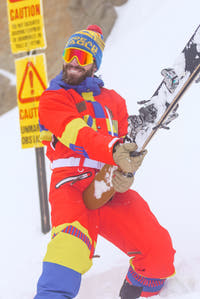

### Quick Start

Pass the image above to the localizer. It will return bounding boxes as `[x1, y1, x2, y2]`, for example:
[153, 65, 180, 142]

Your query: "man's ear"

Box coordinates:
[93, 61, 97, 73]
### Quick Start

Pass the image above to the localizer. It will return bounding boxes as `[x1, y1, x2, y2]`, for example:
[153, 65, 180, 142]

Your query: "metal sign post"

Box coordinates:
[35, 147, 50, 234]
[7, 0, 50, 234]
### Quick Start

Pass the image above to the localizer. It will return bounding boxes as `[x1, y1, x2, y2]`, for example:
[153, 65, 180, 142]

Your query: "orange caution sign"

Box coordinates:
[7, 0, 46, 53]
[15, 54, 48, 149]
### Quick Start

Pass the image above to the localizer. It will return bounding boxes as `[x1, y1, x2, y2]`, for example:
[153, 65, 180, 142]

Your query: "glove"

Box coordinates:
[112, 169, 134, 193]
[113, 142, 138, 173]
[130, 149, 147, 173]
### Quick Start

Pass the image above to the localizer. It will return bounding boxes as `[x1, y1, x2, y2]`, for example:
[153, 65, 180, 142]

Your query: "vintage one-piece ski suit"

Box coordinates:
[35, 72, 175, 298]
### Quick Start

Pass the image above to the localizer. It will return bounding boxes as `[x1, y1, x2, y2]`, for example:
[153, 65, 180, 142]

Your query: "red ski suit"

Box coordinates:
[37, 73, 175, 297]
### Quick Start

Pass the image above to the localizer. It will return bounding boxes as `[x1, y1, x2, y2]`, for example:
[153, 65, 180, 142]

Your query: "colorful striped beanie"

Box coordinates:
[63, 25, 105, 70]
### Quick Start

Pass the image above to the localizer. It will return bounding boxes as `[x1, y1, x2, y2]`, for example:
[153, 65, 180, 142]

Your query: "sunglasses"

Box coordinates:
[63, 48, 94, 66]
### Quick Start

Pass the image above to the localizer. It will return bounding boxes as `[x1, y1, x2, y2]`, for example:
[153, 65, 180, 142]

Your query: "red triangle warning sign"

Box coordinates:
[18, 61, 47, 104]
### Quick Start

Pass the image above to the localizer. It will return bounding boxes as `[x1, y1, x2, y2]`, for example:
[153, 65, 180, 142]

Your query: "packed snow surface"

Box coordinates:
[1, 0, 200, 298]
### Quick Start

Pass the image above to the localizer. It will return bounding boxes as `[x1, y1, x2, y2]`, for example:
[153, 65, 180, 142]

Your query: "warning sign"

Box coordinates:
[18, 60, 47, 104]
[7, 0, 46, 53]
[15, 54, 48, 149]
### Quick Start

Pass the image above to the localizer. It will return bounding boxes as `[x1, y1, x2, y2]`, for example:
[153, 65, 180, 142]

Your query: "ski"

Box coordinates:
[83, 24, 200, 210]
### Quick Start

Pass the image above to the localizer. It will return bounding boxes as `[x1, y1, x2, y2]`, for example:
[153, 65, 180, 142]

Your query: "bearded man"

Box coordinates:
[34, 25, 175, 299]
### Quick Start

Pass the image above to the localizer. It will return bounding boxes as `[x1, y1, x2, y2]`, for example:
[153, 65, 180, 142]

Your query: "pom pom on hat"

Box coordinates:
[63, 25, 105, 70]
[86, 25, 103, 36]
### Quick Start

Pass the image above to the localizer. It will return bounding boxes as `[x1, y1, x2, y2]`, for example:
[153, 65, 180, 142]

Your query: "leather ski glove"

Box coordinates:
[113, 142, 138, 173]
[112, 169, 134, 193]
[130, 149, 147, 173]
[112, 148, 147, 193]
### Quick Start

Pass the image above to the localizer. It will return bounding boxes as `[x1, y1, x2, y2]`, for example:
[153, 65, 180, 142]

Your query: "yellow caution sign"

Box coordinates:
[15, 54, 48, 149]
[7, 0, 46, 54]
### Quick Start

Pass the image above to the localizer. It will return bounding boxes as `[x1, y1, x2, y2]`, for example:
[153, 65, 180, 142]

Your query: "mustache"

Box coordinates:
[65, 64, 85, 72]
[62, 62, 95, 85]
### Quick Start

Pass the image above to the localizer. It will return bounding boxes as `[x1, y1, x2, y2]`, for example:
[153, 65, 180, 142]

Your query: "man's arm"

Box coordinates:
[39, 89, 119, 165]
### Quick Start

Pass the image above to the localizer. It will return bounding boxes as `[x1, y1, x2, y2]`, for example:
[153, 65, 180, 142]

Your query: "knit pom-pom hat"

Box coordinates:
[63, 25, 105, 70]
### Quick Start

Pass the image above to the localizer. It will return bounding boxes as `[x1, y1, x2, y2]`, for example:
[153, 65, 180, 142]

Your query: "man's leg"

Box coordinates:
[34, 220, 94, 299]
[34, 173, 98, 299]
[99, 190, 175, 297]
[35, 262, 81, 299]
[119, 267, 166, 298]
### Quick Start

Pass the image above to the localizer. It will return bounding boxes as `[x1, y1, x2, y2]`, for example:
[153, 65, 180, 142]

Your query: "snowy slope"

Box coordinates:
[1, 0, 200, 298]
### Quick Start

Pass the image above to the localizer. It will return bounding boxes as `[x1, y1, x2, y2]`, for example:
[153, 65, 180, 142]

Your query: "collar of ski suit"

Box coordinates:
[47, 71, 104, 96]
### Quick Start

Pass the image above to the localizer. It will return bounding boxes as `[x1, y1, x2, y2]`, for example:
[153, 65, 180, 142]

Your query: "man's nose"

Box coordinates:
[70, 57, 79, 66]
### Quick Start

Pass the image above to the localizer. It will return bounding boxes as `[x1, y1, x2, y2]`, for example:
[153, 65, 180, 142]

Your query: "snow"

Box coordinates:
[94, 165, 117, 199]
[1, 0, 200, 298]
[0, 69, 16, 85]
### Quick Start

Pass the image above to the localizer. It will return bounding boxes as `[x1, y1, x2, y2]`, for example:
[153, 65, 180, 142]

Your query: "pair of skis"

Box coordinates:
[83, 24, 200, 209]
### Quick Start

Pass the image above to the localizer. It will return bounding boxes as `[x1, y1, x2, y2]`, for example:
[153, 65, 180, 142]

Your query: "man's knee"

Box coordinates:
[44, 222, 93, 274]
[34, 222, 94, 298]
[134, 226, 176, 278]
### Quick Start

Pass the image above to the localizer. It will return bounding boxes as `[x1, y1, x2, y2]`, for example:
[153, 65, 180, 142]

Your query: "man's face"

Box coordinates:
[62, 57, 97, 85]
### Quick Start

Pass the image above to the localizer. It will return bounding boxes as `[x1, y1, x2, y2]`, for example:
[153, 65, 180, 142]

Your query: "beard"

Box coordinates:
[62, 63, 96, 85]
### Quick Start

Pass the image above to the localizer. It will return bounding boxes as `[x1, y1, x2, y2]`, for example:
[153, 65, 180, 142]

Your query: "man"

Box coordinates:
[35, 25, 175, 299]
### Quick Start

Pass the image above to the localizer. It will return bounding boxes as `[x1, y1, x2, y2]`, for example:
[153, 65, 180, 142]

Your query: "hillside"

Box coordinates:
[0, 0, 200, 298]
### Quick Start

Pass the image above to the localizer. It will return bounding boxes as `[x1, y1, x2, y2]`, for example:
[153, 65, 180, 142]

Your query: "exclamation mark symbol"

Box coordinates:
[29, 70, 34, 95]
